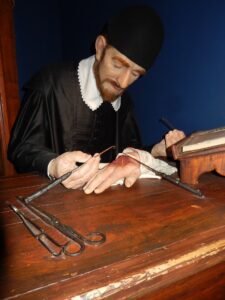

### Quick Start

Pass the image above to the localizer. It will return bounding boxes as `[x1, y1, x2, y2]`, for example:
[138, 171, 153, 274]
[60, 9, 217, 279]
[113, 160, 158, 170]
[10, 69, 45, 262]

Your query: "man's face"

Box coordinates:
[94, 45, 146, 102]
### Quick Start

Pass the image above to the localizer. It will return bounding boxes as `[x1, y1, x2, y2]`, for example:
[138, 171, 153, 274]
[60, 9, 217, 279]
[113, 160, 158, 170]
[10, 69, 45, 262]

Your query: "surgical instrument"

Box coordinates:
[18, 196, 106, 254]
[9, 204, 83, 257]
[123, 153, 204, 197]
[159, 117, 175, 130]
[23, 145, 115, 203]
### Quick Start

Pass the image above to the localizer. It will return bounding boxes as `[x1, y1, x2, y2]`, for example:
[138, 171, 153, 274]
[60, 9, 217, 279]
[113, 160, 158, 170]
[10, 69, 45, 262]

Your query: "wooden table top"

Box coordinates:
[0, 172, 225, 299]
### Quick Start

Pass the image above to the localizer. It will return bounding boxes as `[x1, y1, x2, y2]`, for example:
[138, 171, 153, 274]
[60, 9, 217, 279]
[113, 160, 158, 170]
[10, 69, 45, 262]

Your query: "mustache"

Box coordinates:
[105, 79, 124, 92]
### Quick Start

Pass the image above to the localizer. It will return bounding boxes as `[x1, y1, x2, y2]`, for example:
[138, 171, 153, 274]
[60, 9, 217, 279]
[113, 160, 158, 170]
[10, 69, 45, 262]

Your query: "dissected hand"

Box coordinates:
[48, 151, 100, 189]
[83, 150, 141, 194]
[151, 129, 185, 157]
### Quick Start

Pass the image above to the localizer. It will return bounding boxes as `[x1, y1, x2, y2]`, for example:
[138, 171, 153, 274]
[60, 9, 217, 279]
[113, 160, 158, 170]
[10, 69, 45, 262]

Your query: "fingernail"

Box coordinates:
[94, 153, 100, 158]
[83, 187, 90, 194]
[126, 181, 131, 188]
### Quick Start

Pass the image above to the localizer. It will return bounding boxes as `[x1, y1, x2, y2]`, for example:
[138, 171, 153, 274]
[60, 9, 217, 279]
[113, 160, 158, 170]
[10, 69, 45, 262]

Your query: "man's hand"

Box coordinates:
[48, 151, 100, 189]
[83, 150, 141, 194]
[151, 129, 185, 157]
[165, 129, 185, 148]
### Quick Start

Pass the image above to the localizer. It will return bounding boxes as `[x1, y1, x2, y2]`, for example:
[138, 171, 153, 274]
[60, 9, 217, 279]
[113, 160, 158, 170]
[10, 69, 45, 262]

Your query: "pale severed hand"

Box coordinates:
[83, 150, 141, 194]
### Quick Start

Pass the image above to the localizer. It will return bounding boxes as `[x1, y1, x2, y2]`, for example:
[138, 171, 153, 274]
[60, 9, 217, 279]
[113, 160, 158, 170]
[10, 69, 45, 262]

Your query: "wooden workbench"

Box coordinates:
[0, 173, 225, 299]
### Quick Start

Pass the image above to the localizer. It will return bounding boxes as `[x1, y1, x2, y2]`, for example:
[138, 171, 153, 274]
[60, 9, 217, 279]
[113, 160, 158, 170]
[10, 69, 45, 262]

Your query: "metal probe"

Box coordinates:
[23, 145, 115, 203]
[123, 153, 204, 198]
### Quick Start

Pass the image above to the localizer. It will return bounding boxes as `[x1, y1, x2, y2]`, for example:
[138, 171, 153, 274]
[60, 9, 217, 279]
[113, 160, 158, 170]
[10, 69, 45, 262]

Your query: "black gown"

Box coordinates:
[8, 62, 142, 175]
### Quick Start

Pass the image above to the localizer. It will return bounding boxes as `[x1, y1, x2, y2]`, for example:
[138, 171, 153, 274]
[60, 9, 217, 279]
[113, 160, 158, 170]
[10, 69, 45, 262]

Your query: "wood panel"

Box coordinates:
[0, 0, 20, 176]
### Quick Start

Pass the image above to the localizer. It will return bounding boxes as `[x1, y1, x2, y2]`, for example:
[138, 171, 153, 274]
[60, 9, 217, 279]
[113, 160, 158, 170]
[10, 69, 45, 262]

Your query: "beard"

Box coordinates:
[93, 59, 124, 102]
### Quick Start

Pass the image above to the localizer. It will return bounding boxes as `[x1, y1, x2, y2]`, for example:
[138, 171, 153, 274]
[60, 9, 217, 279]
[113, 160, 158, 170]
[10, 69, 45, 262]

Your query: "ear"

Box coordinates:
[95, 35, 107, 61]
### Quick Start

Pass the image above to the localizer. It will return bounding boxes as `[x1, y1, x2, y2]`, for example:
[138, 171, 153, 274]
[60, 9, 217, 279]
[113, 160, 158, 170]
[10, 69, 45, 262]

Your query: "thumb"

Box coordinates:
[69, 151, 91, 163]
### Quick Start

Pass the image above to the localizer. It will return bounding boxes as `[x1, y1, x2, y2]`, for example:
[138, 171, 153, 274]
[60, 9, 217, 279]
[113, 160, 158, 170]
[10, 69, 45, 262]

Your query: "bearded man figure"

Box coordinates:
[8, 5, 185, 193]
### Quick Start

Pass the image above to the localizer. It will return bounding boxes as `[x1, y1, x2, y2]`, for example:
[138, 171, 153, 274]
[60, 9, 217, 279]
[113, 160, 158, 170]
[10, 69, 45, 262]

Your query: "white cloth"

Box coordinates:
[125, 147, 177, 175]
[77, 55, 121, 111]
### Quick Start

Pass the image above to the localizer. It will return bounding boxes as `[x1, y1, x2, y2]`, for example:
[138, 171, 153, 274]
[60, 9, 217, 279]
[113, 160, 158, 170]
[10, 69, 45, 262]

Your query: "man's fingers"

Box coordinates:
[49, 150, 92, 179]
[68, 150, 91, 164]
[151, 139, 167, 157]
[61, 155, 100, 189]
[165, 129, 185, 148]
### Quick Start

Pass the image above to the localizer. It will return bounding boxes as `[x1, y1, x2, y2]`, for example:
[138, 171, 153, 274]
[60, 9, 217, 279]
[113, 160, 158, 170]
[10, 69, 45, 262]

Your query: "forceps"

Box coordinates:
[9, 204, 80, 257]
[11, 146, 113, 257]
[17, 196, 106, 256]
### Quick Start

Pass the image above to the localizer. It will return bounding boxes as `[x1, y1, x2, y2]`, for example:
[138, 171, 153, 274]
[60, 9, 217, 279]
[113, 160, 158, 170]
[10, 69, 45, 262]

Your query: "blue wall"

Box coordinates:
[131, 0, 225, 145]
[14, 0, 62, 91]
[14, 0, 225, 146]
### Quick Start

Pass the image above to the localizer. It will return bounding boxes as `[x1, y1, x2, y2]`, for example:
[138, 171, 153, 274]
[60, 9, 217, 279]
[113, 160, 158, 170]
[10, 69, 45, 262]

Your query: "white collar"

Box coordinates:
[77, 55, 121, 111]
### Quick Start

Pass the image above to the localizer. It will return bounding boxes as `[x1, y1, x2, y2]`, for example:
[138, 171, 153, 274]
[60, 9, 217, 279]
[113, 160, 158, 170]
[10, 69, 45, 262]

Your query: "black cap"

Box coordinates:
[102, 5, 164, 70]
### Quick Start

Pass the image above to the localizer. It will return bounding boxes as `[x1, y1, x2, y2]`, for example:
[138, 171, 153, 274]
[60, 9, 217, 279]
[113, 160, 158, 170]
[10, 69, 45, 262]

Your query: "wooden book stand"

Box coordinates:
[171, 130, 225, 185]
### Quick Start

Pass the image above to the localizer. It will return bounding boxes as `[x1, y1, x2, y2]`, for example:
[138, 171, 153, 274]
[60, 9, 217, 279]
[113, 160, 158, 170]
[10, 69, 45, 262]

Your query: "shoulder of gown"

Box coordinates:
[23, 61, 79, 95]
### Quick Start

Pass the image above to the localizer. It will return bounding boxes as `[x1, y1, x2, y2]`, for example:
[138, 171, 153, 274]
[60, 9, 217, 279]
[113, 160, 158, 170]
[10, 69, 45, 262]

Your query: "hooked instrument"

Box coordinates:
[9, 146, 114, 256]
[11, 198, 106, 257]
[9, 204, 78, 257]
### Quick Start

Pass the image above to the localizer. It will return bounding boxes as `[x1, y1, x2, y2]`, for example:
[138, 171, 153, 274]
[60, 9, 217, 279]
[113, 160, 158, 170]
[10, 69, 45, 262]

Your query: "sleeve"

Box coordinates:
[7, 89, 58, 175]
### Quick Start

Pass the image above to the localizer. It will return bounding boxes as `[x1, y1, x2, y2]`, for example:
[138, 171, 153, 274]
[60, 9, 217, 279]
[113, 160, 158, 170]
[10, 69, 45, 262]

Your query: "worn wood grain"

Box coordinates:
[0, 0, 20, 176]
[0, 173, 225, 299]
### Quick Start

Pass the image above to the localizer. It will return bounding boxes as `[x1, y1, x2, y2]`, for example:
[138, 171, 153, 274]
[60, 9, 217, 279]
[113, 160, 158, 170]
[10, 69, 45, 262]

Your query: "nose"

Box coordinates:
[117, 70, 132, 89]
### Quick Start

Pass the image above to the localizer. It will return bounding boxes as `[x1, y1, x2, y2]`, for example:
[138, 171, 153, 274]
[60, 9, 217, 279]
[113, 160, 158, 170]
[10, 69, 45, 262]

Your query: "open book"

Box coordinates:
[182, 126, 225, 152]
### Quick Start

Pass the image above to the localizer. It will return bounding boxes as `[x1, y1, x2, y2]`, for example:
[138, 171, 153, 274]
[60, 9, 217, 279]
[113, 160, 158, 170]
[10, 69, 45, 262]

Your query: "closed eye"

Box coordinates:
[132, 71, 140, 78]
[113, 62, 123, 69]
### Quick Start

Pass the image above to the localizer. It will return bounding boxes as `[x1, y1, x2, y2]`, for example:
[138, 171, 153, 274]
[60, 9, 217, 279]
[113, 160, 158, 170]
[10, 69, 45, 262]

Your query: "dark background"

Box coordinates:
[14, 0, 225, 146]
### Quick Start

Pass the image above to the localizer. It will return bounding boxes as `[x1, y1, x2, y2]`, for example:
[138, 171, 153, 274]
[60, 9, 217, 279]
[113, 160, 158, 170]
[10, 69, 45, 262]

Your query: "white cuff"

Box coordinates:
[47, 159, 56, 180]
